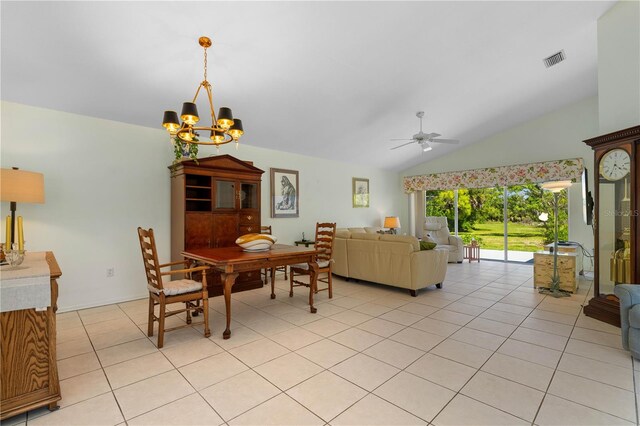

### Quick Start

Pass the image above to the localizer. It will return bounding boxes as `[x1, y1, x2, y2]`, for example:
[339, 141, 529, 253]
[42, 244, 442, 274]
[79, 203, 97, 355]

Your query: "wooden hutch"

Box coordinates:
[170, 155, 264, 296]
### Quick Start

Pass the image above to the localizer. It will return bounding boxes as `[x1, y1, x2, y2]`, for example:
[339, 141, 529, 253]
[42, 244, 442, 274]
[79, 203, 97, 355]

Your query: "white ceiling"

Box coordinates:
[1, 1, 614, 171]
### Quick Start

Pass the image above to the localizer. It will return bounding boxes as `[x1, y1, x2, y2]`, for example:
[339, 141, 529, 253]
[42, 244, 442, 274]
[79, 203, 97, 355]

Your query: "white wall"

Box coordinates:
[1, 101, 404, 311]
[597, 0, 640, 134]
[402, 96, 599, 256]
[228, 146, 405, 244]
[1, 101, 174, 311]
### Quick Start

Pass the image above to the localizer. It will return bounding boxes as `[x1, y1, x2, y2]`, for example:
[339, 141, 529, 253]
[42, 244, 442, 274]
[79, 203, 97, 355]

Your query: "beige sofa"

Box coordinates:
[333, 230, 448, 296]
[423, 216, 464, 263]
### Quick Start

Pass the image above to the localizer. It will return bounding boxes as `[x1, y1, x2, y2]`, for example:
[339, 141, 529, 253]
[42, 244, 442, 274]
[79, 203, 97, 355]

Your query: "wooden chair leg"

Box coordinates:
[328, 272, 333, 299]
[157, 297, 166, 348]
[147, 296, 154, 337]
[185, 302, 192, 324]
[284, 266, 288, 280]
[289, 270, 294, 297]
[192, 299, 199, 316]
[202, 293, 211, 338]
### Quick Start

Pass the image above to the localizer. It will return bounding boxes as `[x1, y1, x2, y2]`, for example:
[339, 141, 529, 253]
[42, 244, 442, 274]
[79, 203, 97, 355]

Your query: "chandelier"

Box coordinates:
[162, 36, 244, 148]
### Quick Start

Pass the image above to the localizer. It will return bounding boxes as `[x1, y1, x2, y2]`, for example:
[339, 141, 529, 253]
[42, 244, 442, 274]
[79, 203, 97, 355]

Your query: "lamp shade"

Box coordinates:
[229, 119, 244, 140]
[181, 102, 200, 125]
[217, 107, 234, 129]
[540, 180, 572, 193]
[162, 110, 180, 133]
[0, 168, 45, 203]
[384, 216, 401, 229]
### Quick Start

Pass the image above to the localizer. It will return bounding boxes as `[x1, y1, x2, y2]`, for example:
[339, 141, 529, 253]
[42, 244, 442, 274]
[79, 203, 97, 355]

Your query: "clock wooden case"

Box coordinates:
[170, 155, 264, 296]
[583, 125, 640, 326]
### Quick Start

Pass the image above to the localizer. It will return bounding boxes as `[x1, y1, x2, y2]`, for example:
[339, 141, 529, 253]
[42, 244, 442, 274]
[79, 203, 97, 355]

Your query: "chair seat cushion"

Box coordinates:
[629, 304, 640, 328]
[437, 244, 457, 252]
[148, 279, 203, 296]
[291, 260, 331, 270]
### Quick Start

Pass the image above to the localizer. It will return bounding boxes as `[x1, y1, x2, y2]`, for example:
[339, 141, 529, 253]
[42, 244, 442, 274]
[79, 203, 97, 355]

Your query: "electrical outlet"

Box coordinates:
[106, 268, 115, 278]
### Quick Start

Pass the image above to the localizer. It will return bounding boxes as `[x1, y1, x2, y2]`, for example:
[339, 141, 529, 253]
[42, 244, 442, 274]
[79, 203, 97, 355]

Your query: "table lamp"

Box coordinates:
[1, 168, 45, 250]
[539, 180, 571, 298]
[384, 216, 401, 234]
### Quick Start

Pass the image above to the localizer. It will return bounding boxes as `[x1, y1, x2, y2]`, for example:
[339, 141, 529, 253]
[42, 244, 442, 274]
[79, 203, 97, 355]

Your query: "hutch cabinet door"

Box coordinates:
[185, 213, 212, 249]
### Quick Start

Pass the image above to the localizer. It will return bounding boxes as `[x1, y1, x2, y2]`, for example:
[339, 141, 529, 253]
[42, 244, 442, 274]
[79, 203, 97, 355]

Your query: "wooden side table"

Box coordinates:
[533, 251, 578, 293]
[464, 242, 480, 262]
[294, 240, 315, 247]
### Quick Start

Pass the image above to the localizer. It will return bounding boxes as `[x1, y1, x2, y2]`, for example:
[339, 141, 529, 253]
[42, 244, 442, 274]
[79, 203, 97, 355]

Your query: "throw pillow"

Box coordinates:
[420, 241, 437, 251]
[423, 235, 436, 244]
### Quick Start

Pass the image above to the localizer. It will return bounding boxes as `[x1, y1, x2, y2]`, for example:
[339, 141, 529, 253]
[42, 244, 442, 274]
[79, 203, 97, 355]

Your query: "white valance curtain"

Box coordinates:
[403, 158, 584, 193]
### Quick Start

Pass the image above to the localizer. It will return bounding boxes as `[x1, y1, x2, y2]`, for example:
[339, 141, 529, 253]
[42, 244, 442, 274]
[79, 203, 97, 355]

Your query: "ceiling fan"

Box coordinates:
[390, 111, 459, 152]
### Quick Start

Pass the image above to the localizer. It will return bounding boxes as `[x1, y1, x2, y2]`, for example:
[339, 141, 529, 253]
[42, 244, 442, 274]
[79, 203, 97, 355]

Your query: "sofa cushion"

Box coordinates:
[348, 227, 367, 233]
[380, 234, 420, 251]
[336, 230, 351, 239]
[420, 241, 437, 250]
[436, 244, 457, 252]
[429, 231, 450, 245]
[629, 304, 640, 329]
[351, 233, 381, 241]
[424, 222, 442, 231]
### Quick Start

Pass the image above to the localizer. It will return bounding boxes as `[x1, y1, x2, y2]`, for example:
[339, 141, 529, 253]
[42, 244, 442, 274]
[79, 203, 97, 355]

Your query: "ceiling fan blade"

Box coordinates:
[426, 133, 441, 138]
[389, 138, 413, 141]
[431, 138, 459, 145]
[391, 141, 416, 150]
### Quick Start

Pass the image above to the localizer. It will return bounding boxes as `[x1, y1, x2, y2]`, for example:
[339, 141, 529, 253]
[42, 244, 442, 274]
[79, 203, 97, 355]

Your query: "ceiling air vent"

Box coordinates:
[543, 50, 566, 68]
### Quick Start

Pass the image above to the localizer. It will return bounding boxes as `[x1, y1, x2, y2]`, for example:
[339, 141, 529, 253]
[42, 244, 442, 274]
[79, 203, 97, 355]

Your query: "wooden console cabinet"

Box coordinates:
[171, 155, 265, 296]
[533, 251, 578, 293]
[1, 252, 61, 420]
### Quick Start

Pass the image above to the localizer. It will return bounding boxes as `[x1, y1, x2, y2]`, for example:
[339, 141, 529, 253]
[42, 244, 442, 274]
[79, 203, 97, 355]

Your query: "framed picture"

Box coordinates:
[352, 177, 370, 208]
[270, 168, 299, 218]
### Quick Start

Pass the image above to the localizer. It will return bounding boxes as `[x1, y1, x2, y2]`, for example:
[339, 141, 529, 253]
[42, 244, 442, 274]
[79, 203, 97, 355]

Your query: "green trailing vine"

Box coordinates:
[170, 136, 199, 177]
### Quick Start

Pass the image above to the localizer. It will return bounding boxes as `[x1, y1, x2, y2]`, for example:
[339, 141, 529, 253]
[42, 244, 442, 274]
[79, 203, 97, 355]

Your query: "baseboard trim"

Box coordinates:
[57, 293, 148, 313]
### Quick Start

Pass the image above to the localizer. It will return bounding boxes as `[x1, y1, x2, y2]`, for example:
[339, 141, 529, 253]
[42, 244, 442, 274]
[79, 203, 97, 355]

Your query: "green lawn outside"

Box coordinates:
[457, 221, 546, 252]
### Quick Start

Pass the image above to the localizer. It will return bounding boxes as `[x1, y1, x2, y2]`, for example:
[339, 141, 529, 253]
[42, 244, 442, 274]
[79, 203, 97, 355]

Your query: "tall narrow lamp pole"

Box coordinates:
[539, 180, 572, 298]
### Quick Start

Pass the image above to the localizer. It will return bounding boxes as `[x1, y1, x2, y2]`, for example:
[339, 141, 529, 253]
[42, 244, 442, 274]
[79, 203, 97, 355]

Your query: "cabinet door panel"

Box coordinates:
[212, 214, 239, 247]
[185, 213, 212, 249]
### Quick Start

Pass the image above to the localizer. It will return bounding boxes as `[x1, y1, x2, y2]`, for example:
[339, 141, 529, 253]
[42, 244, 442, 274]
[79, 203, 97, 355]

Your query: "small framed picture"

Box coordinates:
[271, 168, 299, 218]
[352, 177, 369, 208]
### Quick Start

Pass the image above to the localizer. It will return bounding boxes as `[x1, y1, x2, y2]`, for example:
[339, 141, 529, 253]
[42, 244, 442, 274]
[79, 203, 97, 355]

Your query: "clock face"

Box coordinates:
[600, 149, 631, 181]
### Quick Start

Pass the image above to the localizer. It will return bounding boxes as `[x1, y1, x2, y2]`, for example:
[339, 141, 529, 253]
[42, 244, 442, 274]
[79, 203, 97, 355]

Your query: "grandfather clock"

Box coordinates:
[583, 125, 640, 326]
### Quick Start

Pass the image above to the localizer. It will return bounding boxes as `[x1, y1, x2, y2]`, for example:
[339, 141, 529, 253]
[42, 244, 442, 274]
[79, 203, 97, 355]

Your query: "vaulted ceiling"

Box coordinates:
[1, 1, 614, 171]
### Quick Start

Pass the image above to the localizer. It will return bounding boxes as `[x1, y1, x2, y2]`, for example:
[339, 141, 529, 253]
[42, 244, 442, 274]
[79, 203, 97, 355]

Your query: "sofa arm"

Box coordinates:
[410, 249, 448, 289]
[614, 284, 640, 351]
[448, 235, 464, 251]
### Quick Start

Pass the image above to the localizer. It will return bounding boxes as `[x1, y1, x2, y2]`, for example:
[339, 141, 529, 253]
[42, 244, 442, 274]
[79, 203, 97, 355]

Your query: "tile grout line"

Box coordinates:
[29, 265, 633, 426]
[422, 270, 551, 424]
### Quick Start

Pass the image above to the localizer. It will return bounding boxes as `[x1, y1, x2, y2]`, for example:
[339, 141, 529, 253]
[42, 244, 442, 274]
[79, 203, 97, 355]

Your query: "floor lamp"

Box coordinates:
[539, 180, 572, 298]
[0, 168, 45, 250]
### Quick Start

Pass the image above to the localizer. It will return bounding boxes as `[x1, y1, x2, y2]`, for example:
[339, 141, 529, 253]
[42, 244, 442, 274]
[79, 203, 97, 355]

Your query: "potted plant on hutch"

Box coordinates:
[170, 136, 199, 176]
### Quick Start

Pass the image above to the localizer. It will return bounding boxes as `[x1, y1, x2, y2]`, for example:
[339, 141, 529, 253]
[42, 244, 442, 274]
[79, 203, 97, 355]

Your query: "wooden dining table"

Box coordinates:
[182, 244, 319, 339]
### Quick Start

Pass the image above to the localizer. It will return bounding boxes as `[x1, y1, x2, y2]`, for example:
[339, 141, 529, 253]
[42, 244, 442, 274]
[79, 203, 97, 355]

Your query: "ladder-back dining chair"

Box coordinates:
[289, 222, 337, 299]
[260, 225, 287, 283]
[137, 227, 211, 348]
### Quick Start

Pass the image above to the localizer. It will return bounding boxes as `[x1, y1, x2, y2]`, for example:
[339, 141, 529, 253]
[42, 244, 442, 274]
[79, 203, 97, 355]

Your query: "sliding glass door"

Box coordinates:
[427, 184, 568, 262]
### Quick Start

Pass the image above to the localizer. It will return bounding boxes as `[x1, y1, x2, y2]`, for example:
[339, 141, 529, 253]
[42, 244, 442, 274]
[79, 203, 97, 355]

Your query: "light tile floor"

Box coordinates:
[5, 262, 639, 425]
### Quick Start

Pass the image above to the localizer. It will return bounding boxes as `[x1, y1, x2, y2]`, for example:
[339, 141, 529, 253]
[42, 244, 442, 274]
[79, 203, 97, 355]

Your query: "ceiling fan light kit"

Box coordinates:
[162, 36, 244, 149]
[390, 111, 459, 152]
